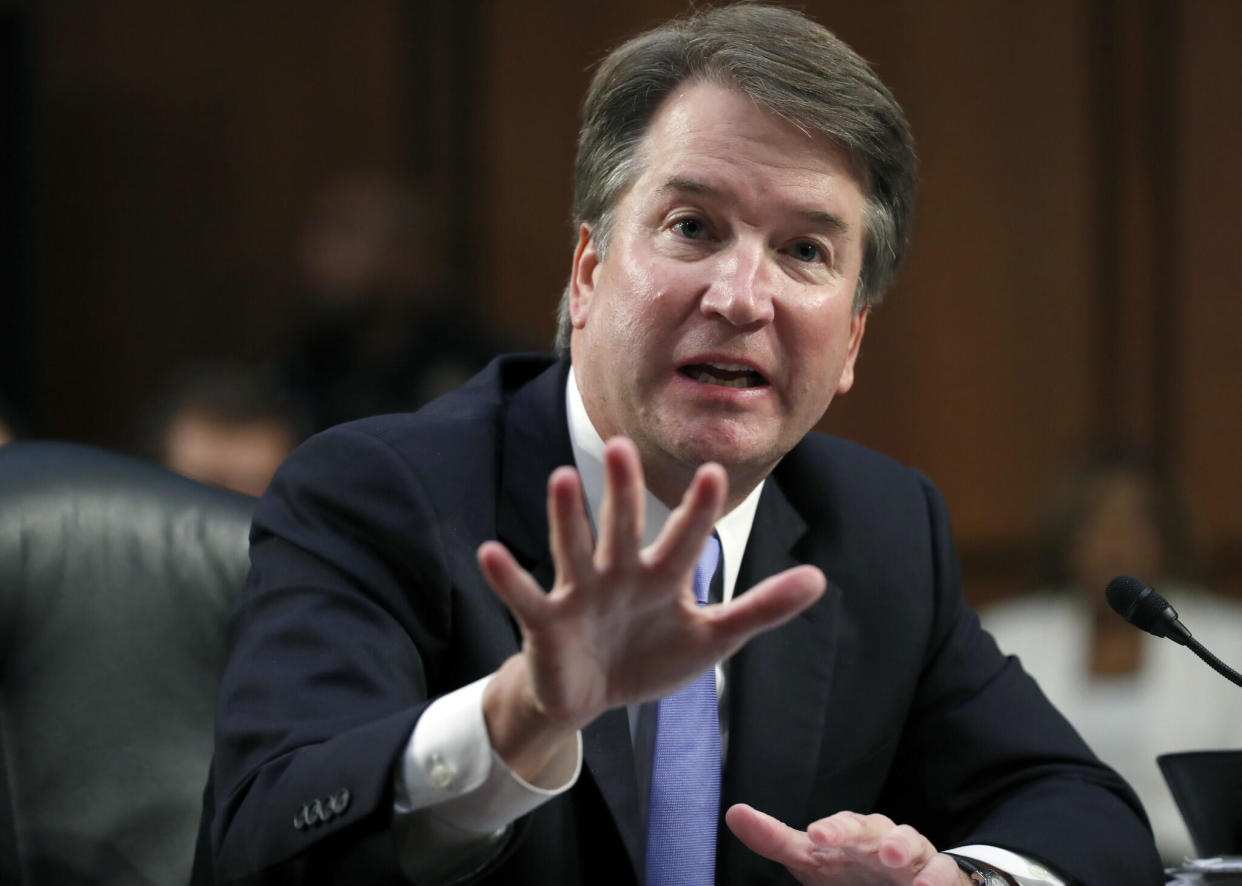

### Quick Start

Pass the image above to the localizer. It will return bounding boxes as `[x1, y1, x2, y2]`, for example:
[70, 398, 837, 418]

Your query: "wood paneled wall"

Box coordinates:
[25, 1, 1242, 602]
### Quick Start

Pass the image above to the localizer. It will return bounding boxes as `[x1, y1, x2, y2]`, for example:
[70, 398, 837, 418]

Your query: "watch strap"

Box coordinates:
[946, 853, 1018, 886]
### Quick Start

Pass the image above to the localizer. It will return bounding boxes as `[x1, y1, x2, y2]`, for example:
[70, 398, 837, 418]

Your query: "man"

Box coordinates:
[201, 5, 1164, 884]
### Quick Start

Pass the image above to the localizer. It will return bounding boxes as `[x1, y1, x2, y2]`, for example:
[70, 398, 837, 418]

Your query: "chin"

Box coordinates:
[667, 427, 777, 476]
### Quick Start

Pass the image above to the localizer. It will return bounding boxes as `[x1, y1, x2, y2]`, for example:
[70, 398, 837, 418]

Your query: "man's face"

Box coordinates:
[569, 80, 869, 504]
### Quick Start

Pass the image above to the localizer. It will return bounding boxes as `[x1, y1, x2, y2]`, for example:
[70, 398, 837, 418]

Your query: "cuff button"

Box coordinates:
[428, 753, 457, 789]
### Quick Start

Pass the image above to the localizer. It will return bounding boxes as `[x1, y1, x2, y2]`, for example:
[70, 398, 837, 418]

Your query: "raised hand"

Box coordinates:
[725, 805, 972, 886]
[477, 436, 826, 780]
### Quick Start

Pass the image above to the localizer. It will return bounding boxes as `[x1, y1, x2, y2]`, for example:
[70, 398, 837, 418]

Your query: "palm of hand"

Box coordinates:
[478, 436, 825, 731]
[522, 553, 720, 724]
[788, 847, 939, 885]
[725, 806, 973, 886]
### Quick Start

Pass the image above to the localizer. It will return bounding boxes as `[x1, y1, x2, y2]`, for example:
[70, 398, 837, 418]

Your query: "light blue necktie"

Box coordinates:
[645, 534, 721, 886]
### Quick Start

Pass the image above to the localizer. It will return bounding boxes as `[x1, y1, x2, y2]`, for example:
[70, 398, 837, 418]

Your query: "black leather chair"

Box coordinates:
[0, 441, 254, 885]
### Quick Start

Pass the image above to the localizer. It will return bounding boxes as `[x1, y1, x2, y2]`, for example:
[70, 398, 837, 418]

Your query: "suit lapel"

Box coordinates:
[493, 358, 645, 878]
[718, 477, 843, 883]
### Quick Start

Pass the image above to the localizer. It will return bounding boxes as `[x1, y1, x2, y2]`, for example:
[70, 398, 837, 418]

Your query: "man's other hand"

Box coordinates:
[726, 804, 973, 886]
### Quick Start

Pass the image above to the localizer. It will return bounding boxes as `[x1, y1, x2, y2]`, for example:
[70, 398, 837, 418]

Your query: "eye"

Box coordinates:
[789, 240, 824, 263]
[672, 217, 708, 240]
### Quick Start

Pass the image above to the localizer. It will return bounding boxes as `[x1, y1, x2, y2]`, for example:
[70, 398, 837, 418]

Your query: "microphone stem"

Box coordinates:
[1186, 636, 1242, 689]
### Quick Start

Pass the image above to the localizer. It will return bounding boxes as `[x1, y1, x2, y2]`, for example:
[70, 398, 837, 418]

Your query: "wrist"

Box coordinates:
[482, 654, 578, 782]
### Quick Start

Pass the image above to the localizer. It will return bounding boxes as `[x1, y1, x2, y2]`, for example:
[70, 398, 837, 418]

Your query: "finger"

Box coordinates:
[877, 824, 935, 870]
[724, 804, 814, 869]
[706, 565, 826, 655]
[643, 461, 727, 577]
[914, 853, 970, 886]
[546, 466, 595, 588]
[807, 811, 894, 854]
[478, 540, 550, 628]
[594, 437, 645, 571]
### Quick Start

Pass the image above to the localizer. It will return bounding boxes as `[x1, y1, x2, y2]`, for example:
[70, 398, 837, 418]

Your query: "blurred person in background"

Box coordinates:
[143, 365, 303, 498]
[981, 447, 1242, 863]
[278, 173, 522, 432]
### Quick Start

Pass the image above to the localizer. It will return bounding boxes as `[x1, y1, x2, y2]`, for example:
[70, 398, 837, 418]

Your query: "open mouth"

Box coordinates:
[679, 362, 769, 389]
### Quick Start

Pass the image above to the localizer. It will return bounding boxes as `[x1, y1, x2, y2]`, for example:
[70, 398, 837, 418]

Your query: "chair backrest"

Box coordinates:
[0, 441, 255, 886]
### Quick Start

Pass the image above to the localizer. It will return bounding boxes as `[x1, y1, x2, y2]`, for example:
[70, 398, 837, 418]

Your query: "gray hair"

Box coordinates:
[554, 2, 917, 352]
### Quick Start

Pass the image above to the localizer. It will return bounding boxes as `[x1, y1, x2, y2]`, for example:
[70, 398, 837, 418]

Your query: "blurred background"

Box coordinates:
[3, 0, 1241, 606]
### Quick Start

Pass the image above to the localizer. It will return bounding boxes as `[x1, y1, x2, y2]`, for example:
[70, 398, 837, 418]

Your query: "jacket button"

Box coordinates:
[329, 788, 351, 814]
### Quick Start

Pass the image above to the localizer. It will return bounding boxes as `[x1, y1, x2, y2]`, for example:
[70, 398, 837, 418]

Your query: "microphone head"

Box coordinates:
[1105, 575, 1189, 644]
[1105, 574, 1154, 621]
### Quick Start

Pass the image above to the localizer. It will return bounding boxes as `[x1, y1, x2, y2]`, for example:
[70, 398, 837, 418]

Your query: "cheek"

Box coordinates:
[780, 308, 853, 400]
[623, 259, 678, 310]
[783, 308, 837, 368]
[610, 264, 680, 335]
[610, 310, 650, 355]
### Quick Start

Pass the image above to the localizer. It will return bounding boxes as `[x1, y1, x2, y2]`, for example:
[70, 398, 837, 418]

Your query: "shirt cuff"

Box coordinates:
[395, 673, 583, 833]
[949, 845, 1065, 886]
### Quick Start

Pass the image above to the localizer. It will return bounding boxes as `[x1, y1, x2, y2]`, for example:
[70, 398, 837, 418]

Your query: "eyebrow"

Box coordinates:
[657, 176, 852, 233]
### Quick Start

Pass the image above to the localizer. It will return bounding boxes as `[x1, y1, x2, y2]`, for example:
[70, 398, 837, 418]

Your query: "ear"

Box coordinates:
[835, 305, 869, 395]
[568, 224, 599, 330]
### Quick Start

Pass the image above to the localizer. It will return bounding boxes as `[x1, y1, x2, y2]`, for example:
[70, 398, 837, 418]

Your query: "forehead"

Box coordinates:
[626, 80, 866, 213]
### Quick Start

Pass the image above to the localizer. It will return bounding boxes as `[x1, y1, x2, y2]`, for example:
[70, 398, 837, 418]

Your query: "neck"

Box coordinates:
[642, 455, 766, 516]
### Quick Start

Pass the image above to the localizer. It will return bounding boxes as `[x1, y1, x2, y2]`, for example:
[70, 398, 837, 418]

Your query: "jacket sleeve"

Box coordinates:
[207, 424, 510, 884]
[875, 475, 1164, 886]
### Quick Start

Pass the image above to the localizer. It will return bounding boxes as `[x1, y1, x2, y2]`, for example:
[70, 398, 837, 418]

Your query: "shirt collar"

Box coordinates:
[565, 366, 763, 603]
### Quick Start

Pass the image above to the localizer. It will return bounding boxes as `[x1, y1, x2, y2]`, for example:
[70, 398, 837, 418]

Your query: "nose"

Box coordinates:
[699, 238, 776, 327]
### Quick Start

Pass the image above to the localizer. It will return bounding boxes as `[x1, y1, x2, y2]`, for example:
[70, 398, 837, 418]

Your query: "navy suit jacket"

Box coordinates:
[202, 355, 1163, 884]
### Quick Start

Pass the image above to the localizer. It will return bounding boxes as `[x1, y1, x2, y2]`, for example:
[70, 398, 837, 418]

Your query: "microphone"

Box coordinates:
[1105, 575, 1193, 645]
[1106, 575, 1242, 688]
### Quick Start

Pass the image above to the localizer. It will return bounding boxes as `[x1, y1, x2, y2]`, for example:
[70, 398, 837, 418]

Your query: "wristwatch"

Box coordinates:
[947, 853, 1018, 886]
